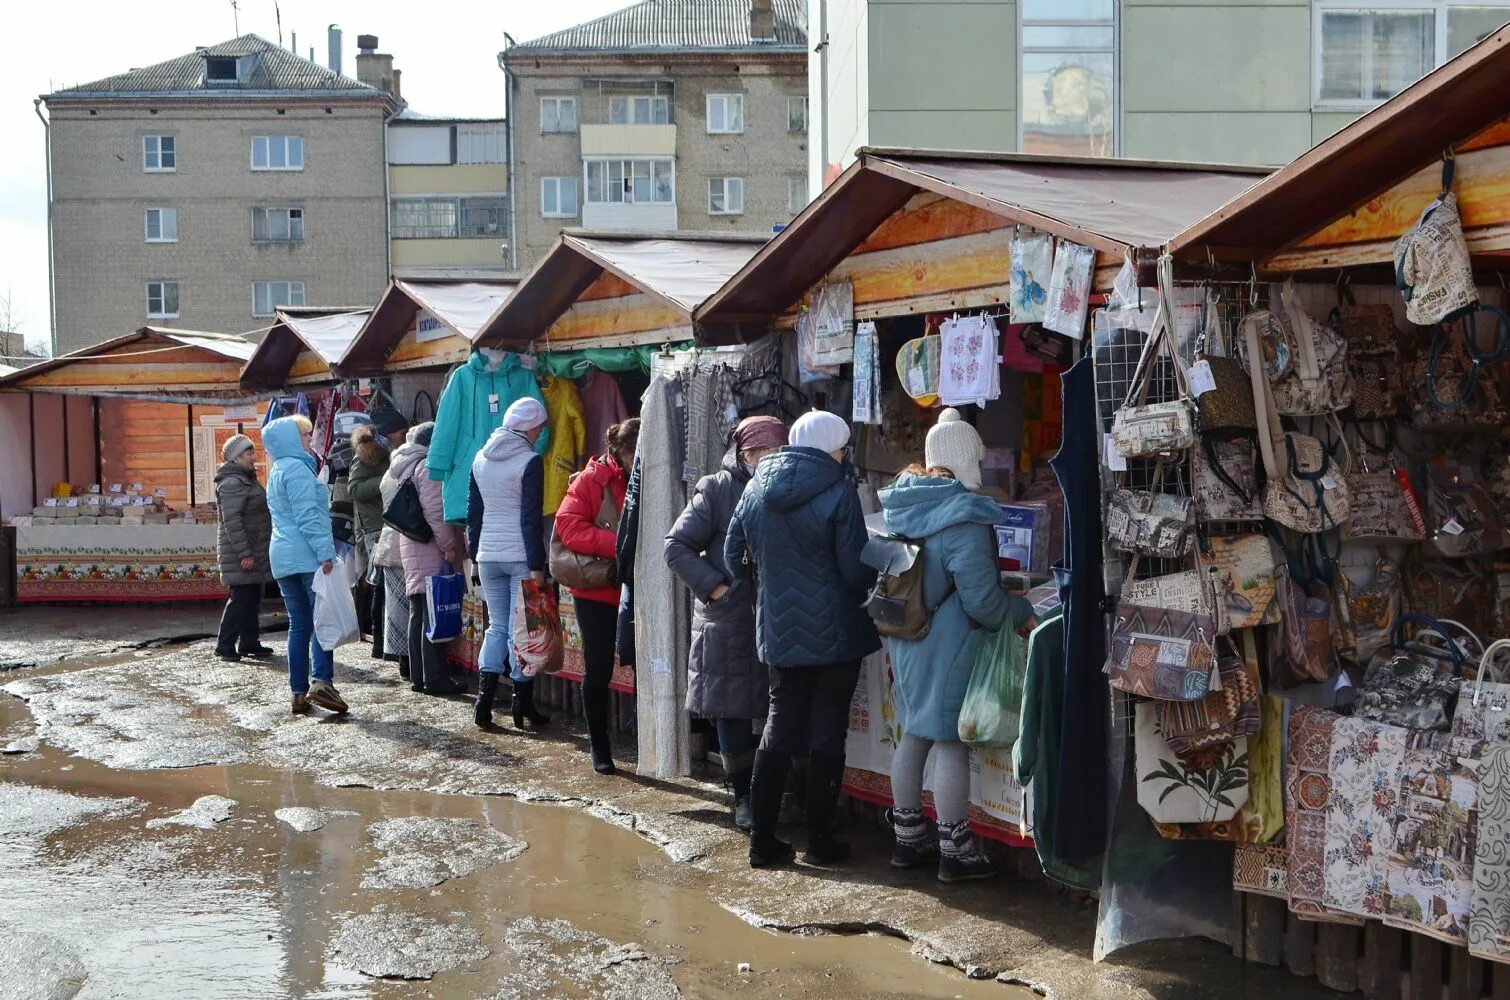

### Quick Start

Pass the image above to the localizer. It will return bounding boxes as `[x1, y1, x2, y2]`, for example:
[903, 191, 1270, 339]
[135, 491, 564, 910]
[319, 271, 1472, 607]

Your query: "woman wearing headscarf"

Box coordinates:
[666, 416, 788, 832]
[725, 410, 879, 868]
[263, 415, 346, 715]
[467, 397, 551, 731]
[394, 421, 467, 696]
[213, 433, 273, 661]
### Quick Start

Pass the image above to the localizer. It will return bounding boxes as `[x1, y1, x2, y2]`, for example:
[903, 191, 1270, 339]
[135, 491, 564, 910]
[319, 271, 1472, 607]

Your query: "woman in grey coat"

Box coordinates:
[665, 416, 788, 832]
[214, 434, 274, 661]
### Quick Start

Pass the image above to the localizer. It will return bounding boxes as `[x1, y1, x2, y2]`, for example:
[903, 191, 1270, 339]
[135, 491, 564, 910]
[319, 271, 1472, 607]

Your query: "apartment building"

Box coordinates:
[501, 0, 809, 269]
[40, 34, 396, 353]
[811, 0, 1510, 187]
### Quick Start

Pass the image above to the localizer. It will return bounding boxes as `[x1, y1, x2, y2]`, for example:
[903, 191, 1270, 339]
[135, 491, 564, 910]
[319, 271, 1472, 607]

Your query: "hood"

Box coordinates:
[754, 447, 844, 512]
[468, 347, 522, 375]
[388, 440, 429, 481]
[353, 432, 389, 470]
[880, 472, 1003, 539]
[263, 417, 314, 472]
[214, 460, 255, 485]
[480, 424, 535, 462]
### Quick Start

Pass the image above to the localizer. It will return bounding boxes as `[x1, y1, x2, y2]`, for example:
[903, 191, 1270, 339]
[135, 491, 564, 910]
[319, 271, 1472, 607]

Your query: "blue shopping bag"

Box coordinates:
[425, 563, 464, 643]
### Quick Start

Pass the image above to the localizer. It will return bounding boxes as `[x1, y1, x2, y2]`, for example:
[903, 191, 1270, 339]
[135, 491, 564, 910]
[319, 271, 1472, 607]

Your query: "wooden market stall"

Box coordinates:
[0, 327, 263, 603]
[239, 307, 371, 390]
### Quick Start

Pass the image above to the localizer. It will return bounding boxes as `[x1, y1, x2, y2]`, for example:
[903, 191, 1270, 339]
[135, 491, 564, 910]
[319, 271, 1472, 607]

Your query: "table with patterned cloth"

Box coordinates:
[446, 591, 635, 693]
[15, 524, 227, 603]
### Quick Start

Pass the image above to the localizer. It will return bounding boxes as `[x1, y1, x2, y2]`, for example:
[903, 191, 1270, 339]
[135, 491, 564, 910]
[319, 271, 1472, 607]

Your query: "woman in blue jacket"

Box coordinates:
[263, 415, 347, 716]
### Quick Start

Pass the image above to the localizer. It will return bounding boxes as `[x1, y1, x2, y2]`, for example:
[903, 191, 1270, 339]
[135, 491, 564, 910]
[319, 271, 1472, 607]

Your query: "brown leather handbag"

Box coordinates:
[547, 485, 619, 590]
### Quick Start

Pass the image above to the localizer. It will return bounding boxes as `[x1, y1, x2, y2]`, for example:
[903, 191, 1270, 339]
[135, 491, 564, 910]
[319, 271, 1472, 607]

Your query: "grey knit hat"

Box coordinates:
[222, 433, 255, 462]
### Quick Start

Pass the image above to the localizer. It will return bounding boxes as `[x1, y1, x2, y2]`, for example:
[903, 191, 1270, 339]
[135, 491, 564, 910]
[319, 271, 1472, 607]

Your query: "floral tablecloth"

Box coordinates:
[16, 524, 227, 603]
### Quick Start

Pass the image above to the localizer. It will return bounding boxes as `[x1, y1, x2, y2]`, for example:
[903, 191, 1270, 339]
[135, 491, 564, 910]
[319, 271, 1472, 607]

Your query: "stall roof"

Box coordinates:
[694, 148, 1266, 327]
[240, 308, 371, 389]
[473, 231, 767, 349]
[1169, 24, 1510, 267]
[336, 279, 517, 376]
[0, 327, 256, 396]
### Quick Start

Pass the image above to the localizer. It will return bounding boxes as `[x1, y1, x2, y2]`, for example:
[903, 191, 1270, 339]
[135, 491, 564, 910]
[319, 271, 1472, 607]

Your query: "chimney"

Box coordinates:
[391, 68, 403, 101]
[750, 0, 775, 42]
[354, 34, 397, 95]
[327, 24, 343, 74]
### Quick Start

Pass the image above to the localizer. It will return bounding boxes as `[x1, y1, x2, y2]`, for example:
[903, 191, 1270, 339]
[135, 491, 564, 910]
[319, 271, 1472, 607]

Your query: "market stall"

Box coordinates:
[0, 327, 263, 603]
[239, 308, 371, 390]
[697, 149, 1265, 848]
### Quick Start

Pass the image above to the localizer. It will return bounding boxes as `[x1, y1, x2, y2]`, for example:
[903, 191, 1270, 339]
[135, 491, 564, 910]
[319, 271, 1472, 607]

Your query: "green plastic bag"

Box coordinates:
[957, 625, 1027, 748]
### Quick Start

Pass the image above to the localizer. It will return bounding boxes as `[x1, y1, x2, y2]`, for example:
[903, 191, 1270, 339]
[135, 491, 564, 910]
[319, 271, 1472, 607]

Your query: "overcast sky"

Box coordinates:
[0, 0, 627, 352]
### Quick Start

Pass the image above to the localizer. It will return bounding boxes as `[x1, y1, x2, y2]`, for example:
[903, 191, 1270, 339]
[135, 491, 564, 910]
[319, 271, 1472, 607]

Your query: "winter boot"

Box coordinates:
[474, 671, 502, 731]
[398, 656, 413, 684]
[780, 756, 809, 826]
[726, 751, 755, 834]
[888, 807, 936, 869]
[937, 818, 999, 883]
[512, 679, 552, 728]
[748, 750, 796, 867]
[587, 701, 615, 775]
[802, 751, 852, 866]
[421, 651, 465, 696]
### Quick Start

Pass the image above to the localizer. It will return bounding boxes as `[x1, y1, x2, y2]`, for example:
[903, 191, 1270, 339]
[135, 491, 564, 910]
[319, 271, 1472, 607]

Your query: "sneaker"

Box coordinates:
[306, 681, 349, 714]
[215, 649, 242, 662]
[239, 645, 275, 658]
[291, 693, 309, 715]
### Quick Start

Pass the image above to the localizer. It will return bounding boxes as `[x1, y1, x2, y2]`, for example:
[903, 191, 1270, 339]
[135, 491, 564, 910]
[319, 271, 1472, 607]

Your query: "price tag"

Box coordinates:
[131, 482, 142, 493]
[109, 483, 123, 494]
[88, 484, 101, 494]
[1321, 473, 1338, 490]
[65, 499, 78, 508]
[1104, 436, 1128, 473]
[43, 498, 58, 507]
[1442, 517, 1466, 536]
[1187, 360, 1217, 398]
[153, 487, 167, 498]
[488, 393, 500, 415]
[134, 497, 149, 507]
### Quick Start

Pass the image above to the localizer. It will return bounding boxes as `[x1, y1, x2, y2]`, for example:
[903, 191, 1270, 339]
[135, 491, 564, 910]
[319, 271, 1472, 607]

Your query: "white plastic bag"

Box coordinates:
[312, 558, 361, 650]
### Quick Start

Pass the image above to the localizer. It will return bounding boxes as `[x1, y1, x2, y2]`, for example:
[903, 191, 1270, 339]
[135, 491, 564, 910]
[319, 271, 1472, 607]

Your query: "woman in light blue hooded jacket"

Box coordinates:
[263, 415, 348, 716]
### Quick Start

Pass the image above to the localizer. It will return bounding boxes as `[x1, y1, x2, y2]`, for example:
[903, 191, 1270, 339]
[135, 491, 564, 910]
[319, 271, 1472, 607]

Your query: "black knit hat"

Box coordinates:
[370, 405, 409, 437]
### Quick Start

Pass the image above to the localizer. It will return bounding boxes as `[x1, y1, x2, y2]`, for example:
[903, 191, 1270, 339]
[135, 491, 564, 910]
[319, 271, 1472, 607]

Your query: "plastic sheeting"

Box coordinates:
[534, 343, 690, 379]
[281, 312, 368, 363]
[401, 281, 513, 341]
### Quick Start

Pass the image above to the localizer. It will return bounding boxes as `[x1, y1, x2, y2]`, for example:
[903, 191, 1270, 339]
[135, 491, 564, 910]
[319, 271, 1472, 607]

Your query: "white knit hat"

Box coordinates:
[925, 408, 984, 490]
[789, 410, 851, 455]
[502, 397, 548, 432]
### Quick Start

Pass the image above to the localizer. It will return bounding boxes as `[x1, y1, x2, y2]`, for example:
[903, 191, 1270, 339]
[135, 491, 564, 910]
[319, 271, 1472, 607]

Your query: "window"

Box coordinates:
[1020, 0, 1117, 157]
[250, 135, 304, 170]
[584, 159, 674, 203]
[788, 97, 808, 133]
[146, 281, 179, 319]
[143, 135, 176, 171]
[609, 95, 670, 125]
[540, 97, 578, 133]
[541, 177, 579, 218]
[708, 177, 745, 215]
[252, 281, 305, 317]
[252, 207, 304, 242]
[459, 197, 507, 237]
[457, 124, 505, 164]
[1315, 2, 1510, 107]
[145, 208, 177, 243]
[391, 198, 459, 238]
[788, 176, 809, 215]
[204, 56, 239, 83]
[706, 94, 745, 134]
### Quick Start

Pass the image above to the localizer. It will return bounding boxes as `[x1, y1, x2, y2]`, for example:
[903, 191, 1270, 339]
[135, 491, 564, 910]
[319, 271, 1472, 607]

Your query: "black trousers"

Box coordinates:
[216, 583, 262, 654]
[574, 596, 619, 734]
[407, 592, 446, 686]
[759, 661, 861, 759]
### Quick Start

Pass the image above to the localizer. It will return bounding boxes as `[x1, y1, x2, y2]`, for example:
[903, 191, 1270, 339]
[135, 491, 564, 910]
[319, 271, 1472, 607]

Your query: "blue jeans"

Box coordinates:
[277, 572, 334, 694]
[478, 561, 530, 682]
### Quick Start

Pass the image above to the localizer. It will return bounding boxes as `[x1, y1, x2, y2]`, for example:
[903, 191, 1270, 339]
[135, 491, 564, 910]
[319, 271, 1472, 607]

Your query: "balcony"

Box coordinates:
[580, 124, 677, 157]
[581, 201, 678, 233]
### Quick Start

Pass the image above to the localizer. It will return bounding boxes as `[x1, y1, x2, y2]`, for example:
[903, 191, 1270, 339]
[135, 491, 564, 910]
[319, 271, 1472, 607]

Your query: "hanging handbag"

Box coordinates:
[1106, 459, 1194, 559]
[1205, 533, 1280, 630]
[1158, 640, 1263, 761]
[1341, 554, 1404, 666]
[1449, 639, 1510, 761]
[1239, 283, 1353, 416]
[547, 484, 620, 590]
[1395, 190, 1478, 326]
[1425, 455, 1507, 558]
[1348, 355, 1403, 420]
[1263, 432, 1353, 534]
[1344, 439, 1424, 542]
[1135, 701, 1250, 825]
[1112, 295, 1197, 459]
[381, 471, 433, 543]
[1272, 570, 1337, 689]
[1108, 552, 1222, 701]
[1334, 289, 1398, 357]
[1405, 556, 1495, 638]
[1192, 440, 1263, 522]
[1356, 614, 1469, 732]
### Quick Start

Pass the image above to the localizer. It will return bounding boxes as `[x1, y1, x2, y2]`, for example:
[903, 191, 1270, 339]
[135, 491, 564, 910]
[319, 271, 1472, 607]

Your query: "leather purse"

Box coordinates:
[381, 472, 433, 543]
[547, 485, 619, 589]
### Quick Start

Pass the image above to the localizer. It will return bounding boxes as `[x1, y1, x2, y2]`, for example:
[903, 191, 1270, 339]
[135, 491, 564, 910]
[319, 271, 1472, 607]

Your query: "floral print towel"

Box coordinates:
[1323, 718, 1407, 918]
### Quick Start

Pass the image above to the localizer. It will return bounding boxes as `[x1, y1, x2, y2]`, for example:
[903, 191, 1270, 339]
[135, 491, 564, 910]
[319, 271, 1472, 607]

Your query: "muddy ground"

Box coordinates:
[0, 605, 1347, 999]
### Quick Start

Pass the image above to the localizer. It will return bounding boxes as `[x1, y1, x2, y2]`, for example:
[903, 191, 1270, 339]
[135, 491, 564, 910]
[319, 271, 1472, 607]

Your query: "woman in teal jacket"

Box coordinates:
[428, 348, 549, 523]
[264, 415, 347, 717]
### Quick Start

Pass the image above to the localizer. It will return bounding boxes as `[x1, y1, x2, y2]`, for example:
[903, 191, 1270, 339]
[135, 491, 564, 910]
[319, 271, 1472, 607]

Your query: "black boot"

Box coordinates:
[937, 818, 999, 883]
[888, 807, 936, 869]
[748, 750, 795, 868]
[474, 671, 501, 731]
[422, 648, 465, 696]
[512, 679, 552, 728]
[729, 764, 754, 833]
[802, 751, 851, 866]
[780, 757, 809, 826]
[587, 700, 615, 774]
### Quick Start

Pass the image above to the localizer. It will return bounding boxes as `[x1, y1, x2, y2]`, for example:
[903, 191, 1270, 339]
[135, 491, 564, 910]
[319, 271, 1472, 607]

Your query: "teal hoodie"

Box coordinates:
[428, 349, 549, 523]
[263, 416, 335, 578]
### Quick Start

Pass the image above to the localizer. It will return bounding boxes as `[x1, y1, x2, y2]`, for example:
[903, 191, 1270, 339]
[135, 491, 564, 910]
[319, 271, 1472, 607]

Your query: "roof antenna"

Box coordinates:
[274, 1, 283, 46]
[228, 0, 240, 34]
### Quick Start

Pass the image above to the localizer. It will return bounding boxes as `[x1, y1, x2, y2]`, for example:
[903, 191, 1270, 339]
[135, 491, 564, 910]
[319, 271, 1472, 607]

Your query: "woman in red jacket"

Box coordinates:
[555, 418, 639, 774]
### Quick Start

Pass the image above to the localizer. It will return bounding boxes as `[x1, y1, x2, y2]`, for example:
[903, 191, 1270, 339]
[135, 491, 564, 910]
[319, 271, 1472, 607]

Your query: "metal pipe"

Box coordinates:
[499, 34, 518, 272]
[27, 392, 37, 507]
[34, 99, 56, 353]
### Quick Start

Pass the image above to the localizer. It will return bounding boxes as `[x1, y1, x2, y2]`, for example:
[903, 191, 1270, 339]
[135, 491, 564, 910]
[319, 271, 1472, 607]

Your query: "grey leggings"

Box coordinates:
[890, 733, 971, 825]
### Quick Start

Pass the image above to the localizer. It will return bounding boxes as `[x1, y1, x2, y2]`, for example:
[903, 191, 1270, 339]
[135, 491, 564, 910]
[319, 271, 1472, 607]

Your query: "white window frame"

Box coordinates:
[706, 93, 745, 134]
[251, 206, 304, 243]
[609, 94, 670, 125]
[708, 177, 745, 216]
[541, 177, 579, 218]
[1017, 0, 1120, 157]
[251, 280, 306, 318]
[583, 158, 676, 205]
[143, 135, 176, 172]
[145, 281, 179, 319]
[1311, 1, 1510, 110]
[787, 176, 809, 215]
[250, 135, 304, 171]
[540, 97, 578, 134]
[787, 96, 809, 133]
[144, 207, 178, 243]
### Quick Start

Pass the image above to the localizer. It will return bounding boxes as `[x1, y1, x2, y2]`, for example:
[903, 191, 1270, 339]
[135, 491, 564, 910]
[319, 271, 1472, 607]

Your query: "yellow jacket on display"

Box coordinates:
[539, 375, 587, 515]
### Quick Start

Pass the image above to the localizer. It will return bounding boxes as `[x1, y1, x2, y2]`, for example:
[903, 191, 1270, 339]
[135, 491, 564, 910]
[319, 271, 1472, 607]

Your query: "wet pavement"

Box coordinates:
[0, 610, 1353, 999]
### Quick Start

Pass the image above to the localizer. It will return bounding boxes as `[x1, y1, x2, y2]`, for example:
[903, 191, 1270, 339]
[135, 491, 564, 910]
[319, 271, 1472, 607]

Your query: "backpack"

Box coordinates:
[861, 535, 954, 641]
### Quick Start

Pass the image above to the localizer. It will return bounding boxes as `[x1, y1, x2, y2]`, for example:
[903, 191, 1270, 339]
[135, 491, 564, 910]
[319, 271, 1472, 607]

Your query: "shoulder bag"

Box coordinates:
[381, 469, 433, 543]
[548, 484, 619, 590]
[1344, 434, 1423, 542]
[1425, 454, 1507, 558]
[1108, 551, 1223, 702]
[1158, 639, 1262, 761]
[1111, 294, 1197, 460]
[1356, 614, 1470, 732]
[1450, 639, 1510, 761]
[1106, 459, 1194, 559]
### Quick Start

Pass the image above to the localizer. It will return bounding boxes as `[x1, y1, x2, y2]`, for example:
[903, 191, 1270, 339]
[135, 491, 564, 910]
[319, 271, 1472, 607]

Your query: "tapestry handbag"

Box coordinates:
[1106, 460, 1193, 559]
[1158, 640, 1263, 761]
[1343, 555, 1404, 666]
[1134, 701, 1250, 825]
[1334, 289, 1399, 357]
[547, 484, 619, 590]
[1496, 563, 1510, 639]
[1108, 552, 1222, 701]
[1271, 569, 1337, 689]
[1344, 445, 1424, 542]
[1395, 191, 1478, 326]
[1356, 614, 1469, 732]
[1449, 639, 1510, 761]
[1262, 432, 1353, 534]
[381, 471, 433, 543]
[1425, 455, 1507, 558]
[1112, 296, 1197, 459]
[1349, 355, 1403, 420]
[1191, 441, 1263, 522]
[1238, 282, 1353, 416]
[1206, 533, 1280, 630]
[1406, 557, 1494, 639]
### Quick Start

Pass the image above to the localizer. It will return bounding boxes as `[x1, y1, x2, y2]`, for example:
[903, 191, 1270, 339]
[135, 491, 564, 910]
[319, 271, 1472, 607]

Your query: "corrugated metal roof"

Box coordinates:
[46, 35, 380, 98]
[512, 0, 806, 53]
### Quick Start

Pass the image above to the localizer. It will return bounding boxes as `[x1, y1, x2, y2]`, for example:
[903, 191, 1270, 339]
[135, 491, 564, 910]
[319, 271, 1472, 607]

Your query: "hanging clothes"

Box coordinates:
[580, 368, 629, 458]
[538, 374, 587, 516]
[683, 365, 737, 485]
[428, 349, 548, 523]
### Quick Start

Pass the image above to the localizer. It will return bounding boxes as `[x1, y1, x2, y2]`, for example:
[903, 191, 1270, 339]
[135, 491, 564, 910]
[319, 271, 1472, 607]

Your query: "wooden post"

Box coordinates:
[1447, 948, 1484, 1000]
[1316, 923, 1360, 993]
[1235, 894, 1284, 966]
[1410, 934, 1443, 1000]
[1285, 916, 1317, 978]
[1362, 923, 1403, 1000]
[1493, 959, 1510, 1000]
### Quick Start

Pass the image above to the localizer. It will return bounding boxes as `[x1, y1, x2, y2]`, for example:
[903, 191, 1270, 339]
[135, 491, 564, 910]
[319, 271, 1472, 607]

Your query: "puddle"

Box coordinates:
[0, 692, 1028, 998]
